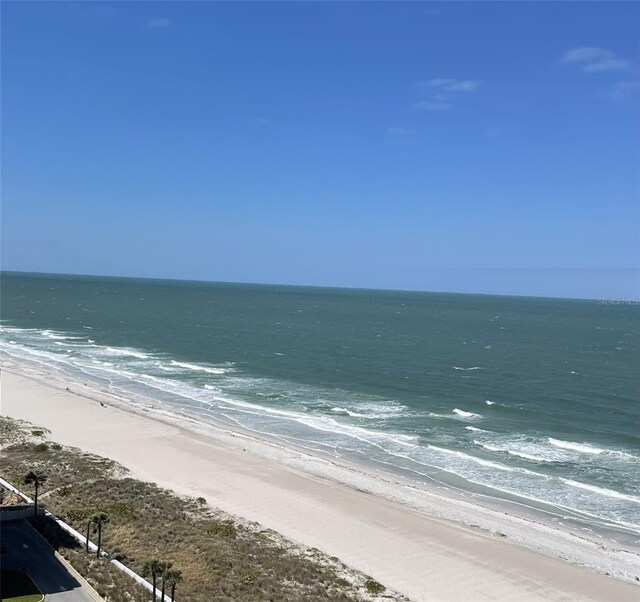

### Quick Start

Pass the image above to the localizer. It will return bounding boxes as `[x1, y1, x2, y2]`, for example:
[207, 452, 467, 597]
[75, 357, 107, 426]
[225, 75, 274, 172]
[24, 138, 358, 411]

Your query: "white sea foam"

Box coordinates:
[453, 408, 483, 419]
[40, 330, 81, 341]
[453, 366, 483, 371]
[169, 360, 229, 375]
[330, 407, 373, 419]
[560, 479, 640, 504]
[101, 347, 151, 360]
[548, 438, 605, 455]
[474, 441, 555, 463]
[465, 426, 487, 432]
[473, 439, 562, 462]
[331, 406, 358, 416]
[485, 400, 496, 405]
[329, 400, 407, 420]
[428, 445, 527, 474]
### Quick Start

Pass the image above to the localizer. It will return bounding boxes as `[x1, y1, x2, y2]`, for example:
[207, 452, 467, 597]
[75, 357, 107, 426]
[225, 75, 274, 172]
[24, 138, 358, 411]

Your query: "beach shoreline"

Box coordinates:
[1, 359, 639, 601]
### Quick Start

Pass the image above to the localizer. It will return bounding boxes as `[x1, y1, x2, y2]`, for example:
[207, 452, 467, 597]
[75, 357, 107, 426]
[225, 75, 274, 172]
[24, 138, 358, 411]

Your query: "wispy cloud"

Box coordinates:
[603, 80, 640, 101]
[562, 47, 631, 73]
[148, 18, 171, 29]
[413, 77, 480, 112]
[426, 78, 481, 92]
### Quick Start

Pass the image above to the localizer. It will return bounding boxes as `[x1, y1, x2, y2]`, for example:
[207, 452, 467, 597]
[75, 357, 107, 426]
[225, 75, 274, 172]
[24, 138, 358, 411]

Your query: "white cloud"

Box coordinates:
[562, 47, 613, 63]
[583, 58, 631, 73]
[413, 101, 451, 111]
[413, 77, 479, 112]
[562, 47, 631, 73]
[148, 18, 171, 29]
[428, 78, 480, 92]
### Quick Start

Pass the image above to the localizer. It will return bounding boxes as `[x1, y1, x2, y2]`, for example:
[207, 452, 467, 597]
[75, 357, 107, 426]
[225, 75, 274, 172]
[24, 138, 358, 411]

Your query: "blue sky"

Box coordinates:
[2, 1, 638, 299]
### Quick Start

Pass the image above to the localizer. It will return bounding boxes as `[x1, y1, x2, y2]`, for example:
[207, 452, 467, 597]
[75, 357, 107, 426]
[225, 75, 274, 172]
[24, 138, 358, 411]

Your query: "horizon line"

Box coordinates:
[2, 268, 638, 303]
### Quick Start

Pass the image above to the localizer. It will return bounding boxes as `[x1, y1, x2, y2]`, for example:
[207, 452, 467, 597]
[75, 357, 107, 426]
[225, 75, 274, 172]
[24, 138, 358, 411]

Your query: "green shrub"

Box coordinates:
[31, 430, 45, 437]
[32, 443, 49, 453]
[107, 502, 132, 518]
[66, 508, 95, 522]
[365, 579, 385, 594]
[206, 520, 237, 538]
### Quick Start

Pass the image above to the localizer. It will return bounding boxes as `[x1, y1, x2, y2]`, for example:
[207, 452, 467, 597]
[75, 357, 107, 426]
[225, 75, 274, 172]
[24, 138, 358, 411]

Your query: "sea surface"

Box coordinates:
[1, 272, 639, 540]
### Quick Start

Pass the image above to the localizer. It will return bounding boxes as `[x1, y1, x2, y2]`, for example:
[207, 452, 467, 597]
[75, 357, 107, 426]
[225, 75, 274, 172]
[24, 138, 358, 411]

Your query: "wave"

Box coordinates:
[169, 360, 230, 375]
[474, 441, 557, 463]
[465, 426, 488, 433]
[453, 408, 483, 420]
[428, 445, 534, 475]
[548, 438, 605, 455]
[453, 366, 483, 371]
[40, 330, 82, 341]
[548, 438, 639, 461]
[484, 400, 495, 405]
[560, 479, 640, 504]
[428, 409, 484, 422]
[99, 347, 151, 359]
[331, 406, 365, 417]
[473, 439, 565, 462]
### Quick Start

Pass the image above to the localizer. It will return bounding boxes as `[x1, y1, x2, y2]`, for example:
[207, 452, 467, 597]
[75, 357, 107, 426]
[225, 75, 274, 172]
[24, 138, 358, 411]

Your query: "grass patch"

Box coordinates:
[0, 569, 43, 602]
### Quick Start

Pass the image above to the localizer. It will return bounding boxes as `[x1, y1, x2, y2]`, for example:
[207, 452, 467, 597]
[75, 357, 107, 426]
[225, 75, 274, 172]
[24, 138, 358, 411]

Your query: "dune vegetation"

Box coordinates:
[0, 416, 398, 601]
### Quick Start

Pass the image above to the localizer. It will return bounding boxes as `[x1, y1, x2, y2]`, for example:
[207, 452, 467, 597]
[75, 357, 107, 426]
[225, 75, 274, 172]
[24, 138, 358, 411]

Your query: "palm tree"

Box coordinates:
[143, 559, 162, 601]
[91, 512, 110, 558]
[86, 517, 93, 553]
[159, 561, 173, 601]
[23, 471, 47, 516]
[164, 569, 182, 602]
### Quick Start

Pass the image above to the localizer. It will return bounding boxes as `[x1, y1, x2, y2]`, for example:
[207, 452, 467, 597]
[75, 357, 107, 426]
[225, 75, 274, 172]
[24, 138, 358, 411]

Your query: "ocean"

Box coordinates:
[1, 271, 639, 541]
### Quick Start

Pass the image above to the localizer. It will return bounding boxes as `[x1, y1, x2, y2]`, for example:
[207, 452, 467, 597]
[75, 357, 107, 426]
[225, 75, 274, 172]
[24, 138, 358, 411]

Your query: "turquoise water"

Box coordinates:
[1, 271, 639, 537]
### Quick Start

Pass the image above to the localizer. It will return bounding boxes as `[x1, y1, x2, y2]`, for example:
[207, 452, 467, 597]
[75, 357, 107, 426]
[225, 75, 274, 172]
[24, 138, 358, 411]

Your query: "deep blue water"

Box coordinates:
[1, 271, 639, 536]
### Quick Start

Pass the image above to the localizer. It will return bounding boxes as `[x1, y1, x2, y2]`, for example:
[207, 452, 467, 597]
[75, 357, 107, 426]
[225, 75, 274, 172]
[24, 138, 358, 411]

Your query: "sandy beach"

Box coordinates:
[1, 366, 638, 602]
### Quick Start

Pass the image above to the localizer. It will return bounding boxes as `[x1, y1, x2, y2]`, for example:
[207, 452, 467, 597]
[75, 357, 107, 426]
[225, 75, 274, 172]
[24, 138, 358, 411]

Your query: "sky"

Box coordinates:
[1, 1, 638, 299]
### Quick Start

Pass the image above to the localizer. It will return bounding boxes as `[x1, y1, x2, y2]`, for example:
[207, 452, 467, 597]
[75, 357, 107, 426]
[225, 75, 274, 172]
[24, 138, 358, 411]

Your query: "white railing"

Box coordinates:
[0, 475, 172, 601]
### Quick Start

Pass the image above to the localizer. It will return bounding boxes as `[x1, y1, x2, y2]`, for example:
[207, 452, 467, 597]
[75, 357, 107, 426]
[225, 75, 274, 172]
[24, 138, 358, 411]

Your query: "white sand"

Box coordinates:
[1, 367, 639, 602]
